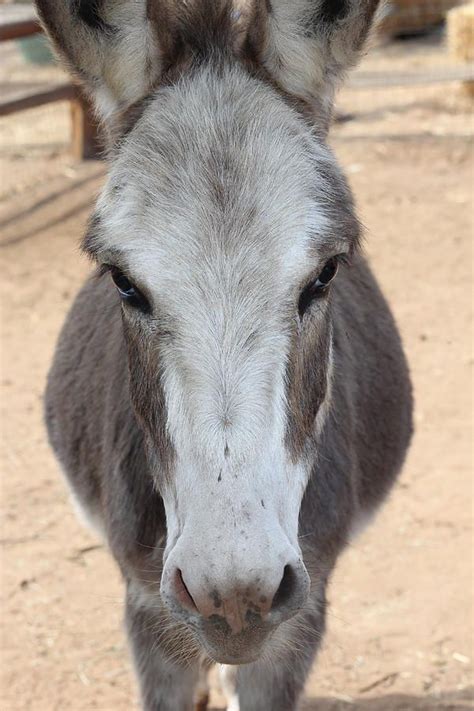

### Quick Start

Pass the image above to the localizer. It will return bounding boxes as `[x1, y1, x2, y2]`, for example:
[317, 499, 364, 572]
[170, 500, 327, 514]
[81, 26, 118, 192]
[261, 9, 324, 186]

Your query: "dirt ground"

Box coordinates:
[1, 30, 473, 711]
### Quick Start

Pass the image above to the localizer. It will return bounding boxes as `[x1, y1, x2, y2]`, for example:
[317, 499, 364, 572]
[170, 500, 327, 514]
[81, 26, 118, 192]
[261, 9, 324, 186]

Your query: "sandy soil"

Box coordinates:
[1, 31, 473, 711]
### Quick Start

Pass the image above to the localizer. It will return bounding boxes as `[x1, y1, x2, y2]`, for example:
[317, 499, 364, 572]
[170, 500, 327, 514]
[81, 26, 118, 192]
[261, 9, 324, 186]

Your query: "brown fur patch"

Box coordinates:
[107, 96, 153, 151]
[123, 318, 175, 477]
[285, 303, 332, 461]
[153, 0, 237, 83]
[146, 0, 177, 69]
[81, 211, 103, 257]
[147, 0, 271, 85]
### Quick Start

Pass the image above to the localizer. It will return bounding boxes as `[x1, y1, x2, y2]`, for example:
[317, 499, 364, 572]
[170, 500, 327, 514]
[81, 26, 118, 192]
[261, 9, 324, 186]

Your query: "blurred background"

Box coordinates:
[1, 1, 472, 710]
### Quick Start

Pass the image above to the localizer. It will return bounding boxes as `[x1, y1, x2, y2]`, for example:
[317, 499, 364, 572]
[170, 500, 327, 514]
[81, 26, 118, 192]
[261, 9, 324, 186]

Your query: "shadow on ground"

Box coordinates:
[301, 687, 473, 710]
[207, 688, 473, 711]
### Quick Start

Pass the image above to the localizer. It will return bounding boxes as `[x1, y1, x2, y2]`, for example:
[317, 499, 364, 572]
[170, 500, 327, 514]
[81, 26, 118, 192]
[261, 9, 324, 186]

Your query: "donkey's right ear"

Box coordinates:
[256, 0, 383, 124]
[35, 0, 173, 121]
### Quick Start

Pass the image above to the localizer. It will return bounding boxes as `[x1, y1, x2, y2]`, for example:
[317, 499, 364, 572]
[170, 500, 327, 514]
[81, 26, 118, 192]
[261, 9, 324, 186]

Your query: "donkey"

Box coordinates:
[39, 1, 412, 709]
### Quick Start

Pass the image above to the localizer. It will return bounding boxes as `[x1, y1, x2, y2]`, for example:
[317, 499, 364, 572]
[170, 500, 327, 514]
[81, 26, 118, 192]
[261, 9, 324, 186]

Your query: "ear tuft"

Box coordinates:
[177, 0, 234, 54]
[318, 0, 350, 24]
[78, 0, 110, 32]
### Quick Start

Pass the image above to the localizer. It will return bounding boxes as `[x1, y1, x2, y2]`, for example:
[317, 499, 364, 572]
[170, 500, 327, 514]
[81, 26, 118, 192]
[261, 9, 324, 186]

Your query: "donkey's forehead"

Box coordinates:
[90, 66, 357, 281]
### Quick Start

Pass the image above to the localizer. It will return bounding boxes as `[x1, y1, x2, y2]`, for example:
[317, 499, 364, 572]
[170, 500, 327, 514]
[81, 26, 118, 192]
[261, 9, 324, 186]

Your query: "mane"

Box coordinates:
[150, 0, 266, 78]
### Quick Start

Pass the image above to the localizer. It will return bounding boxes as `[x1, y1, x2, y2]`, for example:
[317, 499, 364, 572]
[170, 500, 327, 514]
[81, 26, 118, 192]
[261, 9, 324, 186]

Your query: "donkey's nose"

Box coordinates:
[171, 562, 309, 633]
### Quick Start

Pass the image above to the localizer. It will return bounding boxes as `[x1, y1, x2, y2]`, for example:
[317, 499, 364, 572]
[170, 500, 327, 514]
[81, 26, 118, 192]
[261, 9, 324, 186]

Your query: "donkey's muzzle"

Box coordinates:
[162, 556, 310, 663]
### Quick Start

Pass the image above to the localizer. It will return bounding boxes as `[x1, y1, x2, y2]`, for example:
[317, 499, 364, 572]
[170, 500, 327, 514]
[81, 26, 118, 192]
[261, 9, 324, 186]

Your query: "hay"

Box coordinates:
[380, 0, 462, 36]
[447, 3, 474, 96]
[448, 2, 474, 61]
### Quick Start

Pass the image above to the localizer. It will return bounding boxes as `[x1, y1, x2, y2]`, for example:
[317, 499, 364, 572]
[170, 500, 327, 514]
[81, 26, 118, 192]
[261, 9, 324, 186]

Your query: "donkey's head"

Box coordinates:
[38, 0, 380, 663]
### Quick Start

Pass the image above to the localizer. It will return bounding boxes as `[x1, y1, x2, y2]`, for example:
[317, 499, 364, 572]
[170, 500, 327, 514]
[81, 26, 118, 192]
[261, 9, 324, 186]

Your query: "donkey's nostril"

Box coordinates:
[174, 568, 198, 613]
[271, 564, 298, 613]
[166, 559, 310, 630]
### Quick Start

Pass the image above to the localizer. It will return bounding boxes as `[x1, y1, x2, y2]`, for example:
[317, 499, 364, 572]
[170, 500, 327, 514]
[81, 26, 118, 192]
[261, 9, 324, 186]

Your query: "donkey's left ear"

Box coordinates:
[35, 0, 174, 121]
[257, 1, 382, 114]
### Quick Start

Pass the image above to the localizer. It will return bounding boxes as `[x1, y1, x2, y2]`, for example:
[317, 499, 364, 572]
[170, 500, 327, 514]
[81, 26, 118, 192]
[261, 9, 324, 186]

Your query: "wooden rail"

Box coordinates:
[0, 5, 41, 40]
[350, 65, 474, 89]
[0, 18, 41, 42]
[0, 82, 76, 117]
[0, 4, 101, 160]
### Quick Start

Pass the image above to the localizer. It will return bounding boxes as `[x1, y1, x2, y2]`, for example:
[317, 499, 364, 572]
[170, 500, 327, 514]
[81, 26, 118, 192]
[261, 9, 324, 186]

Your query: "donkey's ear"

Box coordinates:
[35, 0, 172, 120]
[260, 1, 382, 112]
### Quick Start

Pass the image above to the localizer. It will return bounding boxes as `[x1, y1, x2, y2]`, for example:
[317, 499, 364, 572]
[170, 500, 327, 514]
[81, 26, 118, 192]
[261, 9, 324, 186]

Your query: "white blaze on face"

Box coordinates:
[93, 64, 340, 575]
[140, 234, 318, 581]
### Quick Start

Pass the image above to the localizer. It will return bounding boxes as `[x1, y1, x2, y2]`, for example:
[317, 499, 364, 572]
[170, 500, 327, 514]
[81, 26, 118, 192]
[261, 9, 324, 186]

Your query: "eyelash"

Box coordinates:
[298, 254, 347, 318]
[100, 264, 151, 313]
[98, 263, 113, 277]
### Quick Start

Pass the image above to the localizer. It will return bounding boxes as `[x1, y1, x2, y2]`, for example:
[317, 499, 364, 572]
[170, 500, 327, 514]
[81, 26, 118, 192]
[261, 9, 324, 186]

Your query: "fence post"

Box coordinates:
[70, 93, 102, 160]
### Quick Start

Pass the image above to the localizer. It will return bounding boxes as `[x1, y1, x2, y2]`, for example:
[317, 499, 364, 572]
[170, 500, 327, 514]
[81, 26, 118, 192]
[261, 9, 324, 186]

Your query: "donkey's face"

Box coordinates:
[37, 0, 380, 664]
[90, 66, 357, 660]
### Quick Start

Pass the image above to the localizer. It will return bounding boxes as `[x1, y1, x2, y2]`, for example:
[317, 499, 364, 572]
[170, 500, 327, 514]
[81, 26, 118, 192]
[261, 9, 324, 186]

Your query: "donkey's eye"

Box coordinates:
[110, 267, 150, 312]
[298, 257, 339, 318]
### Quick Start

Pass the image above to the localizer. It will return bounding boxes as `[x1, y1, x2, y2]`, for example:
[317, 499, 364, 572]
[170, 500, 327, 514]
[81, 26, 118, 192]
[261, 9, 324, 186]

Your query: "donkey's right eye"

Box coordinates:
[110, 268, 150, 313]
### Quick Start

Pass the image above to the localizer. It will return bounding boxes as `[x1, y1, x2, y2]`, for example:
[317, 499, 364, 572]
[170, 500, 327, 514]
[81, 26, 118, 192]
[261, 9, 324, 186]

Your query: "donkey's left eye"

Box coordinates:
[110, 268, 150, 312]
[298, 257, 339, 318]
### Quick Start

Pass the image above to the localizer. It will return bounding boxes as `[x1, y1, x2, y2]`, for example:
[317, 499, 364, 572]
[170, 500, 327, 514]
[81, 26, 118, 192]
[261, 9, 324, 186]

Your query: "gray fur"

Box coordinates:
[46, 257, 412, 708]
[40, 1, 412, 709]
